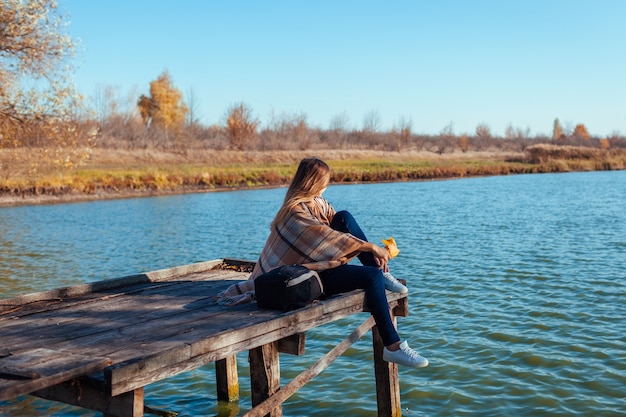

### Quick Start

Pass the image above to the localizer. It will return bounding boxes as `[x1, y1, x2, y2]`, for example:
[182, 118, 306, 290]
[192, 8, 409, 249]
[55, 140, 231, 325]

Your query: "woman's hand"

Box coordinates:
[363, 242, 390, 272]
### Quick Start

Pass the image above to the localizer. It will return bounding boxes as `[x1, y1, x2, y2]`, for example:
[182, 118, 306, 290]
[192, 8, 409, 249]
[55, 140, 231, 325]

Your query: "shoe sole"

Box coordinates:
[385, 286, 408, 294]
[383, 355, 429, 368]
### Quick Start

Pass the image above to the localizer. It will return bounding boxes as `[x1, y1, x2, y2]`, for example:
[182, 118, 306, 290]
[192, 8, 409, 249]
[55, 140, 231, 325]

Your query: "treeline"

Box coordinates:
[93, 111, 626, 154]
[88, 70, 626, 154]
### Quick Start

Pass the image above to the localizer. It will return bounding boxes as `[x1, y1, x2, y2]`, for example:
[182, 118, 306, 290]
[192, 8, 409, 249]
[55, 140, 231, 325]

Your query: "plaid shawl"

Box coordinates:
[249, 197, 365, 280]
[215, 197, 365, 306]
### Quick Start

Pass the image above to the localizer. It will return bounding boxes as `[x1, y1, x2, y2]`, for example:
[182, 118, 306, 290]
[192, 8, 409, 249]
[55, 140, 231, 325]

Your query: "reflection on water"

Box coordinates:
[1, 171, 625, 416]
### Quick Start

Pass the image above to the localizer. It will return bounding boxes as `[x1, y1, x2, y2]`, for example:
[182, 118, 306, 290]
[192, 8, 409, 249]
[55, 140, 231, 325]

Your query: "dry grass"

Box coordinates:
[82, 148, 517, 168]
[1, 147, 625, 207]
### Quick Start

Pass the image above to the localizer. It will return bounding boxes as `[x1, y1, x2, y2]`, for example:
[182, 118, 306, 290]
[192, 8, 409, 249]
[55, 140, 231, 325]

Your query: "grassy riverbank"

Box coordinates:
[1, 145, 625, 207]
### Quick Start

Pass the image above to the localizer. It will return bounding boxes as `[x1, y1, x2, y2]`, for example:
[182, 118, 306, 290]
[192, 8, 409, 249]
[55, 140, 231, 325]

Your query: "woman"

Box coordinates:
[219, 157, 428, 368]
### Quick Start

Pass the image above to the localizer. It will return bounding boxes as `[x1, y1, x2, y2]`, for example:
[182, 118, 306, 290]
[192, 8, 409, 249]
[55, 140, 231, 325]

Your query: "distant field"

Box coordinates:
[1, 146, 625, 207]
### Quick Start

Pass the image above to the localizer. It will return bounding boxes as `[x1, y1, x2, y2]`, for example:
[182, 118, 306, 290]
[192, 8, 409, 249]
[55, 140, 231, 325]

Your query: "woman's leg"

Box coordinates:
[330, 210, 377, 267]
[319, 264, 401, 347]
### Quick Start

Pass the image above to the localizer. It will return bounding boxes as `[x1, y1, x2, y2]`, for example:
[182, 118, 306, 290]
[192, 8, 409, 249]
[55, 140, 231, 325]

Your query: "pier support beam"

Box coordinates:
[372, 318, 402, 417]
[103, 388, 144, 417]
[34, 377, 144, 417]
[216, 355, 239, 402]
[249, 342, 281, 417]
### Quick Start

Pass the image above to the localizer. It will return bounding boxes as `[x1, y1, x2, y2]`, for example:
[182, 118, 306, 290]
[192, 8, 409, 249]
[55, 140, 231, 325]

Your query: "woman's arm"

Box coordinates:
[360, 241, 391, 271]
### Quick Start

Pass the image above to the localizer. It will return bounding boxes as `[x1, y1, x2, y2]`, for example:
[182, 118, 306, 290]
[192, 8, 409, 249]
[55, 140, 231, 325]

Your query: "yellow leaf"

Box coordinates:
[382, 237, 400, 258]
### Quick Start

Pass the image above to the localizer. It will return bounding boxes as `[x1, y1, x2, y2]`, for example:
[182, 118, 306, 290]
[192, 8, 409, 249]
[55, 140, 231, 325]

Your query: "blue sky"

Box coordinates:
[63, 0, 626, 137]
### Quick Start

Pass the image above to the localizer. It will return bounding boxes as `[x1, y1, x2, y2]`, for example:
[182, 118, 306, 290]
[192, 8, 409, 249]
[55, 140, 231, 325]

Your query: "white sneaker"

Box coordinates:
[383, 341, 429, 368]
[383, 271, 408, 294]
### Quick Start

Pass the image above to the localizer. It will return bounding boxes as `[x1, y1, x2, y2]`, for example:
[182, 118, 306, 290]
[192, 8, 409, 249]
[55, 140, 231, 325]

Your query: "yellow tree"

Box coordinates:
[1, 0, 91, 177]
[137, 71, 188, 132]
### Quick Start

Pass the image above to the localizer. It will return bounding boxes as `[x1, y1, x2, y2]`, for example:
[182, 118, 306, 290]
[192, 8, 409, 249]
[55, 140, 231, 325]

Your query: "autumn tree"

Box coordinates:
[224, 102, 258, 150]
[0, 0, 91, 176]
[573, 123, 590, 140]
[137, 71, 188, 132]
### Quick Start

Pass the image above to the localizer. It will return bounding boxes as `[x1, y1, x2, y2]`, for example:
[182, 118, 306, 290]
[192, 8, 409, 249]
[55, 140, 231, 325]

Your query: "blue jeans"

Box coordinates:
[318, 211, 401, 346]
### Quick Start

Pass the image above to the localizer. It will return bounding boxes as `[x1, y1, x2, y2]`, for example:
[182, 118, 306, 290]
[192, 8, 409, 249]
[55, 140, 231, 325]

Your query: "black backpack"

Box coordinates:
[254, 264, 324, 311]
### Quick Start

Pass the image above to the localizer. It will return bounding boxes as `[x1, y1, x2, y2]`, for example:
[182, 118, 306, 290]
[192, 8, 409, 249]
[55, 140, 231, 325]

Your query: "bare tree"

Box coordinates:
[476, 123, 492, 140]
[393, 116, 413, 150]
[329, 111, 351, 132]
[362, 109, 382, 133]
[263, 110, 311, 150]
[505, 124, 531, 141]
[436, 121, 455, 154]
[185, 87, 203, 129]
[92, 85, 120, 127]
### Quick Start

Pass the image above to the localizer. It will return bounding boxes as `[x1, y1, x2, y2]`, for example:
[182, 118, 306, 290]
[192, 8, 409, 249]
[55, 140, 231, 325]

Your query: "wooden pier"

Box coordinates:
[0, 259, 409, 417]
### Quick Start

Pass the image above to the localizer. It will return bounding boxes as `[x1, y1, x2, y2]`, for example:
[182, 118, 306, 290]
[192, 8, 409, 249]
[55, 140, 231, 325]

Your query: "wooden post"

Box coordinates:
[372, 317, 402, 417]
[103, 388, 144, 417]
[216, 355, 239, 402]
[248, 342, 281, 417]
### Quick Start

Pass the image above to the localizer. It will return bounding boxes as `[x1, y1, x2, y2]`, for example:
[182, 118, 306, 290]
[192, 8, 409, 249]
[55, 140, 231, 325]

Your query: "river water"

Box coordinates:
[1, 171, 625, 416]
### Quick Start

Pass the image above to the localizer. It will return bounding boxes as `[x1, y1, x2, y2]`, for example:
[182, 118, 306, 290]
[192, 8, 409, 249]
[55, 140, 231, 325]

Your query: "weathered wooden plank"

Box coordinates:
[104, 295, 403, 395]
[119, 290, 391, 373]
[0, 278, 242, 353]
[0, 269, 245, 324]
[243, 316, 375, 417]
[3, 273, 403, 357]
[0, 284, 178, 338]
[188, 290, 370, 358]
[104, 307, 278, 394]
[0, 259, 225, 308]
[52, 302, 268, 362]
[0, 349, 111, 401]
[0, 259, 252, 312]
[6, 287, 401, 368]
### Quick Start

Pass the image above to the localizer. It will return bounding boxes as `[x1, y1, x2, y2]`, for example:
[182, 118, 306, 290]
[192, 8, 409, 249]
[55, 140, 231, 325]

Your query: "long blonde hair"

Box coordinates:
[271, 157, 331, 229]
